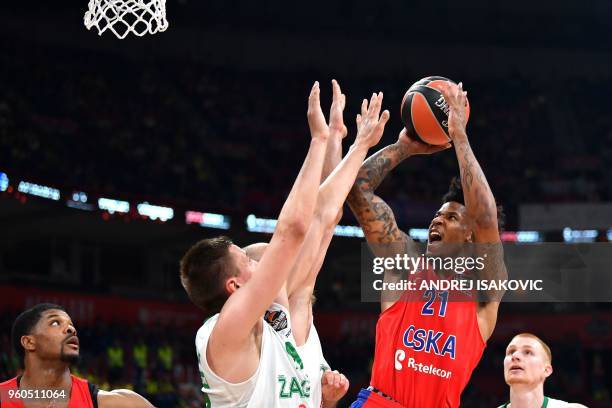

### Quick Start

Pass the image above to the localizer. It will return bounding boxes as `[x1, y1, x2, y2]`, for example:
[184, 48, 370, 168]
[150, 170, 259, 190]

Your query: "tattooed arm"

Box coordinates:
[347, 104, 450, 311]
[347, 142, 409, 243]
[441, 82, 500, 242]
[288, 90, 389, 345]
[440, 82, 506, 342]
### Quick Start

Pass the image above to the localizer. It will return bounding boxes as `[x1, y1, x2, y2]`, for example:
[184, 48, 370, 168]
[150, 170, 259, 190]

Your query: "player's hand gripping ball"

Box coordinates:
[400, 76, 470, 146]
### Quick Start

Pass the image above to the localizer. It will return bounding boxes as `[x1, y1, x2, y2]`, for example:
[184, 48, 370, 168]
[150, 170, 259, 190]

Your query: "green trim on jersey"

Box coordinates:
[498, 396, 550, 408]
[196, 319, 213, 407]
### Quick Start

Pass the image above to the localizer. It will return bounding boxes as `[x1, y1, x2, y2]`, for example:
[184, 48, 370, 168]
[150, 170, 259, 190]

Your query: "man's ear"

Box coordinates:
[21, 335, 36, 353]
[543, 363, 553, 379]
[225, 276, 240, 295]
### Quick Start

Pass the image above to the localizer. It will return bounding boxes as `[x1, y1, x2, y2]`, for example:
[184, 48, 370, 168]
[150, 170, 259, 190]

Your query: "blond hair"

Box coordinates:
[513, 333, 552, 364]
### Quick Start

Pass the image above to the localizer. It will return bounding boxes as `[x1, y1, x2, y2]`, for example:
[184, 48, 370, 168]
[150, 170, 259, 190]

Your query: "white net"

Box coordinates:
[84, 0, 168, 39]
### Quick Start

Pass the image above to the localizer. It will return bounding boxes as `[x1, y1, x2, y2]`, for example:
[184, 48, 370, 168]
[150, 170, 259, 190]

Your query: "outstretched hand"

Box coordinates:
[307, 80, 348, 142]
[307, 81, 330, 142]
[355, 92, 390, 148]
[439, 81, 468, 138]
[329, 79, 348, 140]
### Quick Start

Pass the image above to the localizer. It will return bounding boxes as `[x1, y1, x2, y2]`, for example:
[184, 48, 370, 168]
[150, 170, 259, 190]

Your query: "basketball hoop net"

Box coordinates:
[84, 0, 168, 39]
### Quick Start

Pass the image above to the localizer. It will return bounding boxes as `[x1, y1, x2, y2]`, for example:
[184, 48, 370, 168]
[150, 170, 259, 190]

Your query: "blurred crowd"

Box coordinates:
[1, 42, 611, 230]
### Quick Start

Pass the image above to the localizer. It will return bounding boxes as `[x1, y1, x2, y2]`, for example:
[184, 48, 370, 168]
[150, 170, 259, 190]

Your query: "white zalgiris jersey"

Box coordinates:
[498, 397, 578, 408]
[195, 303, 330, 408]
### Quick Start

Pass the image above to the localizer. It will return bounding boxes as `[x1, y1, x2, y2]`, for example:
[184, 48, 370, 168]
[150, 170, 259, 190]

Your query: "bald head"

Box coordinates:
[244, 242, 268, 262]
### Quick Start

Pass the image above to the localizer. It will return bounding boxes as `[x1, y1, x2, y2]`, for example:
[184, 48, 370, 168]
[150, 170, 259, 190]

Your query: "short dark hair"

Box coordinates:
[180, 236, 236, 315]
[442, 176, 505, 233]
[11, 303, 66, 367]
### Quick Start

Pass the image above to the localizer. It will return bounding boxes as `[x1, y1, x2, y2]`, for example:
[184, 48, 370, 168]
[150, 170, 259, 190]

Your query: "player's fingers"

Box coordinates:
[453, 86, 464, 104]
[375, 92, 384, 117]
[361, 98, 368, 117]
[339, 374, 348, 389]
[332, 79, 340, 104]
[334, 82, 345, 111]
[307, 81, 321, 114]
[322, 372, 330, 385]
[333, 372, 341, 388]
[428, 143, 452, 153]
[368, 92, 382, 119]
[308, 81, 319, 102]
[356, 113, 362, 129]
[375, 108, 389, 124]
[439, 82, 451, 101]
[453, 82, 461, 100]
[378, 110, 390, 126]
[373, 110, 390, 138]
[367, 93, 377, 117]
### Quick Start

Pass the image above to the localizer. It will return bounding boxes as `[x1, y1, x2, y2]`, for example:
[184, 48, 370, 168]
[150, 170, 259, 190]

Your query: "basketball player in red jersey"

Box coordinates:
[347, 81, 506, 407]
[0, 303, 153, 408]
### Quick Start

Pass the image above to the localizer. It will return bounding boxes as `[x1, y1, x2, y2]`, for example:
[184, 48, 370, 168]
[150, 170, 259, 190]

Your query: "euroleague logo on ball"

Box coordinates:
[433, 96, 451, 128]
[400, 76, 470, 146]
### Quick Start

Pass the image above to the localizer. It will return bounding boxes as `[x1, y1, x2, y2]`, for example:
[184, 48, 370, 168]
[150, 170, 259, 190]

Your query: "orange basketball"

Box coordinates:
[400, 76, 470, 146]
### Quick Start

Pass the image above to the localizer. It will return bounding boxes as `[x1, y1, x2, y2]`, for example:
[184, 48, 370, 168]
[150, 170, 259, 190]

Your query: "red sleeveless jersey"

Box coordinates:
[0, 375, 96, 408]
[370, 269, 485, 408]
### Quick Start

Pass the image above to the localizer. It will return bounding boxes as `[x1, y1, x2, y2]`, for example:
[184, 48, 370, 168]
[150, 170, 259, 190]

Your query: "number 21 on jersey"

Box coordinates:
[421, 290, 448, 317]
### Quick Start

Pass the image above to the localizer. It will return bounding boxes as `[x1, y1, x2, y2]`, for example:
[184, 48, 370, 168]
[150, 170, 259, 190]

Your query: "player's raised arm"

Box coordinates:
[288, 87, 390, 295]
[284, 79, 347, 299]
[439, 82, 500, 243]
[322, 80, 347, 183]
[209, 82, 328, 363]
[284, 80, 346, 299]
[288, 87, 390, 343]
[318, 92, 390, 241]
[439, 81, 506, 341]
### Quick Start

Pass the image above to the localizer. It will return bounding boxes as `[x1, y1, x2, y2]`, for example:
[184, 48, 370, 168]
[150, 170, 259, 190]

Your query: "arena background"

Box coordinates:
[1, 1, 611, 406]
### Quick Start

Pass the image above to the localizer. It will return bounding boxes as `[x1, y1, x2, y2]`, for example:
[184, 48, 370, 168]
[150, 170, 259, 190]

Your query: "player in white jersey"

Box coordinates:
[499, 333, 588, 408]
[181, 81, 390, 407]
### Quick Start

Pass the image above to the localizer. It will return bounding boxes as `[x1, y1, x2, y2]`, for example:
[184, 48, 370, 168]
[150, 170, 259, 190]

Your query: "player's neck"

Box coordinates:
[21, 360, 72, 390]
[509, 383, 545, 408]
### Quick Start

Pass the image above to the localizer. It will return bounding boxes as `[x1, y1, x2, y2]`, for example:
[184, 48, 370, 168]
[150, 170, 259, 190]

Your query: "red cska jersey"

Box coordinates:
[0, 375, 97, 408]
[369, 269, 485, 407]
